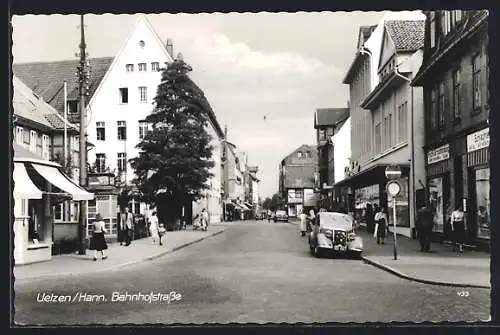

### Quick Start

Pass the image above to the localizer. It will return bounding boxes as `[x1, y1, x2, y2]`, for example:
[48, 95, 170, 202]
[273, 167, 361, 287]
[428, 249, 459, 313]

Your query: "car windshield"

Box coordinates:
[319, 213, 353, 229]
[276, 211, 286, 215]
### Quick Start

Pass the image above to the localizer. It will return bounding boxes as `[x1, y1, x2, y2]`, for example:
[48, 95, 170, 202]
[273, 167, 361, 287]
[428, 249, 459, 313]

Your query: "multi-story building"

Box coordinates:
[336, 12, 426, 237]
[279, 144, 318, 217]
[314, 107, 349, 210]
[412, 10, 490, 248]
[12, 76, 94, 264]
[247, 165, 260, 215]
[221, 140, 247, 220]
[14, 15, 224, 233]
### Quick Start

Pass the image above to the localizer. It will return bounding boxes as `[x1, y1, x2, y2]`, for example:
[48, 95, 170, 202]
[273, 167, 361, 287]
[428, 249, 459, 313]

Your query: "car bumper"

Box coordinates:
[317, 235, 363, 252]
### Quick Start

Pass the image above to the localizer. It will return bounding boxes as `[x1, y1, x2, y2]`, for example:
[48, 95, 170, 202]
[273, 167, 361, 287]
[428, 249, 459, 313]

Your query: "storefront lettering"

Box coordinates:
[427, 144, 450, 165]
[467, 128, 489, 153]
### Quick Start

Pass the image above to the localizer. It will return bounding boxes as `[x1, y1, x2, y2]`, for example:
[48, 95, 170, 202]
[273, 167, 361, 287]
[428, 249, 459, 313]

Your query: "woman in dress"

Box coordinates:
[299, 209, 307, 236]
[92, 213, 108, 261]
[374, 207, 388, 245]
[149, 211, 160, 245]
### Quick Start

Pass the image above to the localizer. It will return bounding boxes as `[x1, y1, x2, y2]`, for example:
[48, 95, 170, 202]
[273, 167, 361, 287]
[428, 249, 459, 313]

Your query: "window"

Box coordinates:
[117, 152, 127, 172]
[430, 88, 437, 130]
[452, 68, 461, 120]
[139, 86, 147, 102]
[16, 126, 23, 145]
[23, 128, 30, 145]
[305, 151, 311, 159]
[29, 130, 37, 152]
[54, 203, 64, 221]
[438, 82, 445, 127]
[67, 100, 78, 114]
[70, 202, 80, 222]
[473, 54, 482, 111]
[326, 127, 334, 136]
[126, 64, 134, 72]
[429, 12, 436, 48]
[119, 88, 129, 104]
[451, 10, 463, 29]
[151, 62, 160, 71]
[297, 151, 303, 158]
[318, 129, 326, 141]
[440, 11, 451, 36]
[139, 121, 149, 140]
[138, 63, 147, 72]
[374, 122, 381, 153]
[96, 122, 106, 141]
[388, 114, 392, 146]
[95, 153, 106, 173]
[42, 135, 50, 160]
[117, 121, 127, 140]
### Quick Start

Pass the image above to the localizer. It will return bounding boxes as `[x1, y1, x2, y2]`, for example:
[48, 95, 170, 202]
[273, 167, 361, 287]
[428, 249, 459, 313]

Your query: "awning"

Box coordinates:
[32, 164, 94, 201]
[13, 162, 43, 199]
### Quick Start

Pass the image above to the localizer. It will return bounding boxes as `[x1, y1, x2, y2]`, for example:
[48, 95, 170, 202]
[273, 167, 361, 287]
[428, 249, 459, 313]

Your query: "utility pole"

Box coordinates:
[77, 14, 89, 255]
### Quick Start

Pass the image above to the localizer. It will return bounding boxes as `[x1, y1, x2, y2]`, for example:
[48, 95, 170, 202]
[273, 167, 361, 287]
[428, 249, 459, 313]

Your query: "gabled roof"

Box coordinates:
[314, 108, 350, 128]
[13, 75, 79, 132]
[384, 20, 425, 52]
[13, 57, 114, 115]
[357, 25, 377, 49]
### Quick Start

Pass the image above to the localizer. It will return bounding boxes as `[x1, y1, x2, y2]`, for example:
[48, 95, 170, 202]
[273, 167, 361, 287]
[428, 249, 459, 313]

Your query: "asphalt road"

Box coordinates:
[14, 221, 490, 324]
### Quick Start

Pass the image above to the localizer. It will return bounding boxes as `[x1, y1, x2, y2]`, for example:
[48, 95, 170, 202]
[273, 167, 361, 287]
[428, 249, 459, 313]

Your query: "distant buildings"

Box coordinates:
[313, 108, 349, 210]
[279, 145, 318, 217]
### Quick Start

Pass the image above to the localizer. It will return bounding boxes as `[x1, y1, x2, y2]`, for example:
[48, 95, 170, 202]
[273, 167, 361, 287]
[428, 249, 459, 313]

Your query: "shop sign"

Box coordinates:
[467, 128, 489, 153]
[303, 188, 317, 207]
[427, 144, 450, 165]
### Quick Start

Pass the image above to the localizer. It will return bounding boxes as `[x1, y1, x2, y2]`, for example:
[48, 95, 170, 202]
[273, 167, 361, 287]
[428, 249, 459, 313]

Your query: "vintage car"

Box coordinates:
[274, 210, 289, 222]
[308, 212, 363, 258]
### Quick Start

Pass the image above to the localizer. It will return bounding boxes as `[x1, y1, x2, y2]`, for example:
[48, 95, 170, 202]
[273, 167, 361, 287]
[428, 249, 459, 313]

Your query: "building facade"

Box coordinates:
[314, 108, 350, 210]
[412, 10, 490, 247]
[279, 144, 318, 217]
[337, 12, 426, 237]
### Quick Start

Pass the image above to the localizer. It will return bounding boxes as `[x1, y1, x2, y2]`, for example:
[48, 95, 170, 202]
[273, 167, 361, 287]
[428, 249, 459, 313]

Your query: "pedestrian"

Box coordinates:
[307, 209, 316, 231]
[374, 207, 388, 245]
[451, 206, 466, 253]
[158, 223, 166, 245]
[299, 209, 307, 236]
[267, 209, 272, 223]
[120, 207, 134, 246]
[416, 205, 433, 252]
[201, 208, 209, 231]
[149, 211, 160, 245]
[365, 203, 374, 234]
[91, 213, 108, 261]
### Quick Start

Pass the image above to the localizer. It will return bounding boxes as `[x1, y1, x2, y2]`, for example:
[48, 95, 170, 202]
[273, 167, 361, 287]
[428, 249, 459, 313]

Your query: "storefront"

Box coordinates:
[287, 189, 304, 217]
[425, 143, 452, 240]
[13, 144, 94, 265]
[466, 127, 490, 245]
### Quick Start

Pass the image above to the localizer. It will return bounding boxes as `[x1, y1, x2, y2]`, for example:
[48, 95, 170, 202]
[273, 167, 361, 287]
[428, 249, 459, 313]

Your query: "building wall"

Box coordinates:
[86, 18, 172, 183]
[332, 117, 351, 183]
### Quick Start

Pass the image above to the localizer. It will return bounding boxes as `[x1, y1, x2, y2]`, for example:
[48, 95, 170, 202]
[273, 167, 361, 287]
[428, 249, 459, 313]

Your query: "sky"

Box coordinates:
[12, 11, 388, 199]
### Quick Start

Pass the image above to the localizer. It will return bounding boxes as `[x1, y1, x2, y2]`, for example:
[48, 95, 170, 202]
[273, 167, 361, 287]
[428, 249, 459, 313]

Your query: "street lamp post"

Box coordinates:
[77, 14, 91, 255]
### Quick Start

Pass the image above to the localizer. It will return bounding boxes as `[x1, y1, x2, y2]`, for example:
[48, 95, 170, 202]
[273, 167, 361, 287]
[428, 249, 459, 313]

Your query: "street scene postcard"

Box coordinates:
[11, 10, 491, 325]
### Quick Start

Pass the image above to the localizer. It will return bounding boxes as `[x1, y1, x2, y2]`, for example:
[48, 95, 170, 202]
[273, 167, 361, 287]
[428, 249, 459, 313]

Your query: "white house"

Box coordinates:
[331, 117, 351, 184]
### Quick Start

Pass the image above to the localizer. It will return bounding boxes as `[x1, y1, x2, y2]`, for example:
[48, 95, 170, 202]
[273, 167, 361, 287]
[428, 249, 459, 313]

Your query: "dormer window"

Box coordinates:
[297, 152, 303, 158]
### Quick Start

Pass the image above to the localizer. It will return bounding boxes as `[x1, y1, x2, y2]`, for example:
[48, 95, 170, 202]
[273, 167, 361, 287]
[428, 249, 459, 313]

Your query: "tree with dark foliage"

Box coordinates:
[130, 58, 215, 230]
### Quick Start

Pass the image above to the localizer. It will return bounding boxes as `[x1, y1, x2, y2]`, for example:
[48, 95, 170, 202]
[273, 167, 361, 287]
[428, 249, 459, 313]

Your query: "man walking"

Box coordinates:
[121, 207, 134, 246]
[416, 204, 434, 252]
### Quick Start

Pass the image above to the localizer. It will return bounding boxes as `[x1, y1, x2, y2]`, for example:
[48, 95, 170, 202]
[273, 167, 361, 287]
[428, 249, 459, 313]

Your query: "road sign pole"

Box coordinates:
[392, 196, 398, 260]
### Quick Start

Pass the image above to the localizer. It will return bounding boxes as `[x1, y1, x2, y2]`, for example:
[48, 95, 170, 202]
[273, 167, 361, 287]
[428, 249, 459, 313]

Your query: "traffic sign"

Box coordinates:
[385, 165, 402, 180]
[386, 180, 401, 197]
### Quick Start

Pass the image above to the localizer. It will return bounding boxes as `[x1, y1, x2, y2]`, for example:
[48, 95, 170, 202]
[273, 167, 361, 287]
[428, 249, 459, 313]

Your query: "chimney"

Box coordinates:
[166, 38, 174, 58]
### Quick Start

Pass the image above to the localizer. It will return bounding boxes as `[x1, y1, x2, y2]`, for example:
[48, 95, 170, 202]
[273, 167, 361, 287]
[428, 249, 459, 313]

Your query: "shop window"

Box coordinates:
[475, 168, 490, 239]
[472, 54, 482, 111]
[28, 201, 43, 242]
[96, 122, 106, 141]
[117, 121, 127, 140]
[428, 177, 445, 233]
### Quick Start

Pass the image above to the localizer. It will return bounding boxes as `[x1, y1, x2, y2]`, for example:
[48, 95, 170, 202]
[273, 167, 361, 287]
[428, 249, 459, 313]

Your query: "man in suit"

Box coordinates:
[416, 204, 434, 252]
[121, 207, 134, 246]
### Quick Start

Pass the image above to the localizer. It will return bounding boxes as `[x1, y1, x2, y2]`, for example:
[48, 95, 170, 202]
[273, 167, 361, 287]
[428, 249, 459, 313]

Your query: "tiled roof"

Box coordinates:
[12, 57, 114, 115]
[314, 108, 350, 128]
[13, 76, 55, 129]
[385, 20, 425, 52]
[44, 113, 78, 131]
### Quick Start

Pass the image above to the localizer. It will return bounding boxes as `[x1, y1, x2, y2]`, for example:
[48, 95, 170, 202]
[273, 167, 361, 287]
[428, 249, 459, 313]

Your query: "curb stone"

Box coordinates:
[15, 229, 226, 283]
[361, 255, 490, 289]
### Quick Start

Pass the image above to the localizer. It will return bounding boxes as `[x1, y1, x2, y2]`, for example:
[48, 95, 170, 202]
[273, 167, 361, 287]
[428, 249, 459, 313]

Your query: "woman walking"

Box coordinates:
[149, 211, 160, 245]
[91, 213, 108, 261]
[374, 207, 388, 245]
[451, 206, 466, 253]
[299, 209, 307, 236]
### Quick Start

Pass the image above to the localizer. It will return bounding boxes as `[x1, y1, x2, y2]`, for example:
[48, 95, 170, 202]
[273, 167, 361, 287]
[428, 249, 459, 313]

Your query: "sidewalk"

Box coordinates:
[14, 227, 225, 282]
[357, 229, 490, 289]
